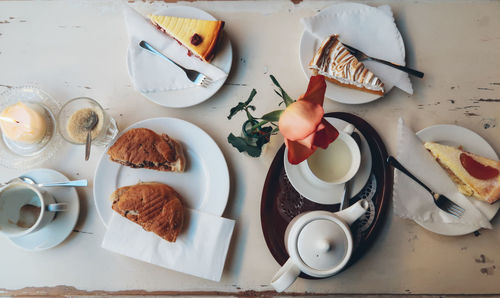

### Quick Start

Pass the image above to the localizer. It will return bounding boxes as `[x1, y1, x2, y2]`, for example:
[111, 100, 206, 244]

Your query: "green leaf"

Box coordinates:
[227, 133, 262, 157]
[270, 75, 294, 106]
[261, 109, 284, 122]
[227, 89, 257, 120]
[245, 89, 257, 105]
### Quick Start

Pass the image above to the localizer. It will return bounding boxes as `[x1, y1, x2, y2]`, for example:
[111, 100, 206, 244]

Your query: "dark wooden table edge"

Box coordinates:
[3, 286, 500, 297]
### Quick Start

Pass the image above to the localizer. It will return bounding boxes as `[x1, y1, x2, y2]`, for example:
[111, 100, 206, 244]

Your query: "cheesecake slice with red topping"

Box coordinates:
[149, 15, 224, 62]
[424, 142, 500, 204]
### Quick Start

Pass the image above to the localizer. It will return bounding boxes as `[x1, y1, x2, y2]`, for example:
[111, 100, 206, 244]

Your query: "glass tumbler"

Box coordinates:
[57, 97, 118, 146]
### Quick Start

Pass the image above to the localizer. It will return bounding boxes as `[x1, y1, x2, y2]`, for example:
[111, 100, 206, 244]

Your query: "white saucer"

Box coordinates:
[7, 168, 79, 251]
[415, 124, 500, 236]
[284, 117, 372, 205]
[128, 6, 232, 108]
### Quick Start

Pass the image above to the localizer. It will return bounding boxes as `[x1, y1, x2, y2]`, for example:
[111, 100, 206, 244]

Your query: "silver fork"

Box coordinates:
[342, 43, 424, 78]
[139, 40, 212, 88]
[387, 156, 465, 218]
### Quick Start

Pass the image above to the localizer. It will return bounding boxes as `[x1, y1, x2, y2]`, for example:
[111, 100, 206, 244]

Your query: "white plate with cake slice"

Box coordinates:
[299, 3, 408, 104]
[415, 124, 500, 236]
[127, 6, 232, 108]
[93, 117, 229, 227]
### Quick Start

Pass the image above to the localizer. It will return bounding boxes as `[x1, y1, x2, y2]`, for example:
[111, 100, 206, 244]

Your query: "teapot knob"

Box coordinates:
[317, 239, 332, 253]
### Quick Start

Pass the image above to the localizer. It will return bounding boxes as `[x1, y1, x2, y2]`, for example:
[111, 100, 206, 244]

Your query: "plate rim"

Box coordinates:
[127, 5, 233, 108]
[93, 117, 230, 227]
[414, 124, 500, 236]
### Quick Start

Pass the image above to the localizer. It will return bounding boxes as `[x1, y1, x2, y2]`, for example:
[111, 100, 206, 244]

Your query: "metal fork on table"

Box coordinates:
[342, 43, 424, 79]
[139, 40, 212, 88]
[387, 156, 465, 218]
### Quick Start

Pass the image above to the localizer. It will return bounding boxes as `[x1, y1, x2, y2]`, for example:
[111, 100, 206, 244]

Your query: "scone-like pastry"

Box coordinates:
[424, 142, 500, 204]
[107, 128, 185, 172]
[110, 182, 184, 242]
[149, 15, 224, 62]
[309, 35, 384, 96]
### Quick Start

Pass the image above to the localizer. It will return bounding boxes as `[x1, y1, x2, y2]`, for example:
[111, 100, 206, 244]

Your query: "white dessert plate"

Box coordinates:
[128, 6, 232, 108]
[7, 168, 80, 251]
[415, 124, 500, 236]
[94, 117, 229, 227]
[284, 117, 372, 205]
[299, 3, 406, 104]
[0, 86, 62, 169]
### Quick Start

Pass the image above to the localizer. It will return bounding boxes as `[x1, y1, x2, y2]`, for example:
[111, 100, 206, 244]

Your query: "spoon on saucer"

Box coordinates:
[84, 111, 98, 161]
[339, 132, 362, 210]
[20, 176, 88, 187]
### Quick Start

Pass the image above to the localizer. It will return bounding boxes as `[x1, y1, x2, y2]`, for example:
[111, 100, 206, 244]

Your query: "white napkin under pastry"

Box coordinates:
[301, 3, 413, 95]
[122, 5, 228, 93]
[102, 209, 235, 281]
[393, 118, 492, 229]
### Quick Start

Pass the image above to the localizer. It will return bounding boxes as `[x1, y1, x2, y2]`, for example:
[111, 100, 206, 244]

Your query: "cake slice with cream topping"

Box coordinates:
[309, 35, 384, 96]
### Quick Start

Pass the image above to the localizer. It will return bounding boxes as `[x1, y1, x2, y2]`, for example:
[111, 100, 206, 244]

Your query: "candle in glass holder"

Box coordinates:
[0, 102, 47, 143]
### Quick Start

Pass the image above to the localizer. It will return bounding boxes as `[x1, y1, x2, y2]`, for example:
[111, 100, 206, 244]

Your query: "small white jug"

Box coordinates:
[271, 199, 369, 292]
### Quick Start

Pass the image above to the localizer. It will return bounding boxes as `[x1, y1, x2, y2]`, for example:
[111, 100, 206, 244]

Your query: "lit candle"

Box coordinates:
[0, 102, 47, 143]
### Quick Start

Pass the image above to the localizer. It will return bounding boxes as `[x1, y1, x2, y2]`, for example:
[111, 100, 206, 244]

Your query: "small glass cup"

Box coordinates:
[57, 97, 117, 146]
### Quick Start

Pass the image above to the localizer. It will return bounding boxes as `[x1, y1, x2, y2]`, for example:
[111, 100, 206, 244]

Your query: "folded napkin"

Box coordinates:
[102, 209, 235, 281]
[393, 118, 492, 229]
[302, 3, 413, 95]
[122, 5, 228, 93]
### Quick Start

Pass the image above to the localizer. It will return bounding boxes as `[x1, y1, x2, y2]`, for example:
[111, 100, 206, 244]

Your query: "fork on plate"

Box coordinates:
[387, 156, 465, 218]
[342, 43, 425, 79]
[139, 40, 212, 88]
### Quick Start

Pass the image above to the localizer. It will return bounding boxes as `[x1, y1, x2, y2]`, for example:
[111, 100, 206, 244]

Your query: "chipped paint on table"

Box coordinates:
[0, 0, 500, 296]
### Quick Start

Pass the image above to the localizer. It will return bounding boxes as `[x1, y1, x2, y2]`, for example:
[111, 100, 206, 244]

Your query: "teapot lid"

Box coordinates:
[297, 219, 349, 271]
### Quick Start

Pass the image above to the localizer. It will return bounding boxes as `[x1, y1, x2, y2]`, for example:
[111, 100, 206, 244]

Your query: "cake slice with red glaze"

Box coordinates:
[424, 142, 500, 204]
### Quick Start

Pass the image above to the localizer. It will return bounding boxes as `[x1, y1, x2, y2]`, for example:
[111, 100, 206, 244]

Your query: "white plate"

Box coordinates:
[415, 124, 500, 236]
[7, 168, 80, 251]
[94, 117, 229, 227]
[299, 3, 406, 104]
[128, 6, 232, 108]
[284, 117, 372, 205]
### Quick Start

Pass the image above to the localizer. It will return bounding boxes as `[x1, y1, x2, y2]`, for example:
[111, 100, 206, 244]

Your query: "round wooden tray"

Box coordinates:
[260, 112, 392, 279]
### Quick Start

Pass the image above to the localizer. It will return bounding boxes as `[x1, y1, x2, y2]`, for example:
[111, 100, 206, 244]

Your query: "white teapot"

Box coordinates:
[271, 199, 369, 292]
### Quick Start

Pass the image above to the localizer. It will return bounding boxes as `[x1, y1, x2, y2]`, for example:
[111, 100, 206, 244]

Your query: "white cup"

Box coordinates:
[304, 124, 361, 185]
[0, 182, 67, 238]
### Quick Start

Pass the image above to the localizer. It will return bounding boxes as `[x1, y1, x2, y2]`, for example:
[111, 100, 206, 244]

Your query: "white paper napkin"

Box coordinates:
[122, 5, 228, 93]
[302, 3, 413, 94]
[393, 118, 492, 229]
[102, 209, 235, 281]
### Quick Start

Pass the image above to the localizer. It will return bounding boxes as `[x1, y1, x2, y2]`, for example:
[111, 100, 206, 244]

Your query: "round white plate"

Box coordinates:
[284, 117, 372, 205]
[299, 3, 406, 104]
[94, 117, 229, 227]
[7, 168, 80, 251]
[128, 6, 232, 108]
[415, 124, 500, 236]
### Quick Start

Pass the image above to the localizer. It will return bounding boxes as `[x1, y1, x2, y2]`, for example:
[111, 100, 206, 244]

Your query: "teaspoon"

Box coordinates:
[19, 176, 88, 187]
[84, 111, 98, 161]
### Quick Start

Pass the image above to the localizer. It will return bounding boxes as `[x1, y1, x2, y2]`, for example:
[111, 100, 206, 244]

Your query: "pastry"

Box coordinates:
[107, 128, 185, 172]
[424, 142, 500, 204]
[149, 15, 224, 62]
[309, 35, 384, 96]
[110, 182, 184, 242]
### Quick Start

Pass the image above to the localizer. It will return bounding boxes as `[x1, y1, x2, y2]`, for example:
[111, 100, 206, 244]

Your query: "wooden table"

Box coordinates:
[1, 0, 499, 296]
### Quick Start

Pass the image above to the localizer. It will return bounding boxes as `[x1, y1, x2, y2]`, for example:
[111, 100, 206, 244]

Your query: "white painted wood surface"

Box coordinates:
[0, 0, 499, 295]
